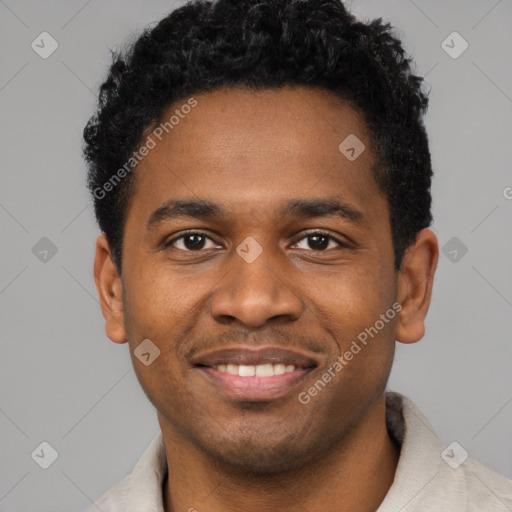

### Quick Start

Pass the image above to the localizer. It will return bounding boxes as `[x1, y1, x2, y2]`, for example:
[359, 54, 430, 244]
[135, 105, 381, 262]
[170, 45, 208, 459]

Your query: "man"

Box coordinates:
[83, 0, 512, 510]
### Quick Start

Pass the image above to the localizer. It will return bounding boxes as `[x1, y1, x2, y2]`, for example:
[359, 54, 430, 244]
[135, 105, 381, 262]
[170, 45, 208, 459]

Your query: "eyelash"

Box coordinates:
[163, 230, 350, 252]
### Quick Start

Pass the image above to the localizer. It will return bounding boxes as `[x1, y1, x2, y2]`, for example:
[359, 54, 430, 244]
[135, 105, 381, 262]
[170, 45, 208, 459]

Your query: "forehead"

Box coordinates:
[150, 86, 371, 168]
[126, 86, 387, 229]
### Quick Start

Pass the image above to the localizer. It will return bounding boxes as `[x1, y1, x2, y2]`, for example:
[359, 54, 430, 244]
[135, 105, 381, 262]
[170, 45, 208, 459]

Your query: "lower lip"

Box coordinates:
[197, 367, 315, 401]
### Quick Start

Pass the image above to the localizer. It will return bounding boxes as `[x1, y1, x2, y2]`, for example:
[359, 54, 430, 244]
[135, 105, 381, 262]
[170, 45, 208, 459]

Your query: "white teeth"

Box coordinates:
[214, 363, 297, 376]
[238, 365, 255, 377]
[226, 364, 238, 375]
[255, 363, 274, 377]
[274, 363, 286, 375]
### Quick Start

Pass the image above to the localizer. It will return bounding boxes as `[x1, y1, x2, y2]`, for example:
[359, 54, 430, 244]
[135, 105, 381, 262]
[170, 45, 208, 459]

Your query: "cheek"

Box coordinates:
[123, 264, 193, 336]
[316, 262, 394, 322]
[312, 262, 397, 376]
[123, 271, 192, 406]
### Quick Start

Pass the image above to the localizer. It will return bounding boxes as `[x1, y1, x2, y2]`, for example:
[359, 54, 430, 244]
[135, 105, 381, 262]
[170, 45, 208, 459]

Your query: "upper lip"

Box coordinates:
[191, 346, 320, 369]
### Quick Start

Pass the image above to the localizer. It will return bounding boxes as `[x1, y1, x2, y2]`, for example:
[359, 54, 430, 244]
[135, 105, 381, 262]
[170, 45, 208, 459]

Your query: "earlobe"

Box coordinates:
[395, 228, 439, 344]
[93, 233, 127, 344]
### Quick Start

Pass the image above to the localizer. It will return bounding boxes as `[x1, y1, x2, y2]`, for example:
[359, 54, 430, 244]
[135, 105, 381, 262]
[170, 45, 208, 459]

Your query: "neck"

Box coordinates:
[160, 394, 399, 512]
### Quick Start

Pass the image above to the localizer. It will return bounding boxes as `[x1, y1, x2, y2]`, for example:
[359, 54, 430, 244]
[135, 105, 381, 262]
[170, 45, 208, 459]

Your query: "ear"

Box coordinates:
[93, 233, 127, 344]
[395, 228, 439, 344]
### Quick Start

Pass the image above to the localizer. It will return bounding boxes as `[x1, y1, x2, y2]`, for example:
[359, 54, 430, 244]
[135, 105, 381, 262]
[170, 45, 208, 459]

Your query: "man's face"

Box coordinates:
[116, 87, 400, 471]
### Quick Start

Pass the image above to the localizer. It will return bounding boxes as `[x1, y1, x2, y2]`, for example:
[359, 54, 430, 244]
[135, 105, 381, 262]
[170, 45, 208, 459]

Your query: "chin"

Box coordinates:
[198, 427, 324, 475]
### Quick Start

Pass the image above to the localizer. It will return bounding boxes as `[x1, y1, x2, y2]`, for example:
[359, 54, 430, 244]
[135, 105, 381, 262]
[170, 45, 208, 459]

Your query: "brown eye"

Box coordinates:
[306, 234, 330, 250]
[164, 232, 219, 251]
[293, 232, 347, 251]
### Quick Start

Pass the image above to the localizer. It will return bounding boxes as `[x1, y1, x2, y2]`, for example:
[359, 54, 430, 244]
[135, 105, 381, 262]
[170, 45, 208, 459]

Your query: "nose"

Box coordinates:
[209, 243, 304, 328]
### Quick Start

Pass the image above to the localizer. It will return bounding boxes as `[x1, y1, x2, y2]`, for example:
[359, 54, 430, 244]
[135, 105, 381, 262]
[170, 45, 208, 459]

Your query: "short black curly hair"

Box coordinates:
[83, 0, 432, 275]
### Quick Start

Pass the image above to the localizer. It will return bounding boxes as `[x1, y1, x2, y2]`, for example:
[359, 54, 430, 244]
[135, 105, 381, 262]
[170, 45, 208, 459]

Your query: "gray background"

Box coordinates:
[1, 0, 511, 510]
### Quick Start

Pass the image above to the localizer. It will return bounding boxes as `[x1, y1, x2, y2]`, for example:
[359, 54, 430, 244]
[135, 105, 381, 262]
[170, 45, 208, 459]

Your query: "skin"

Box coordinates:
[94, 86, 438, 512]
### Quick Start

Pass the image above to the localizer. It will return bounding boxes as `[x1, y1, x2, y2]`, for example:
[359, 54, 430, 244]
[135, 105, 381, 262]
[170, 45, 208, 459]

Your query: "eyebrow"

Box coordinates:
[147, 197, 364, 231]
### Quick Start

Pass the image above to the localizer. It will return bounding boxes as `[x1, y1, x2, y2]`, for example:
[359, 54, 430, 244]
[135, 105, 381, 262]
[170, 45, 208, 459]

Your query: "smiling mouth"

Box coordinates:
[192, 346, 319, 400]
[208, 362, 301, 377]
